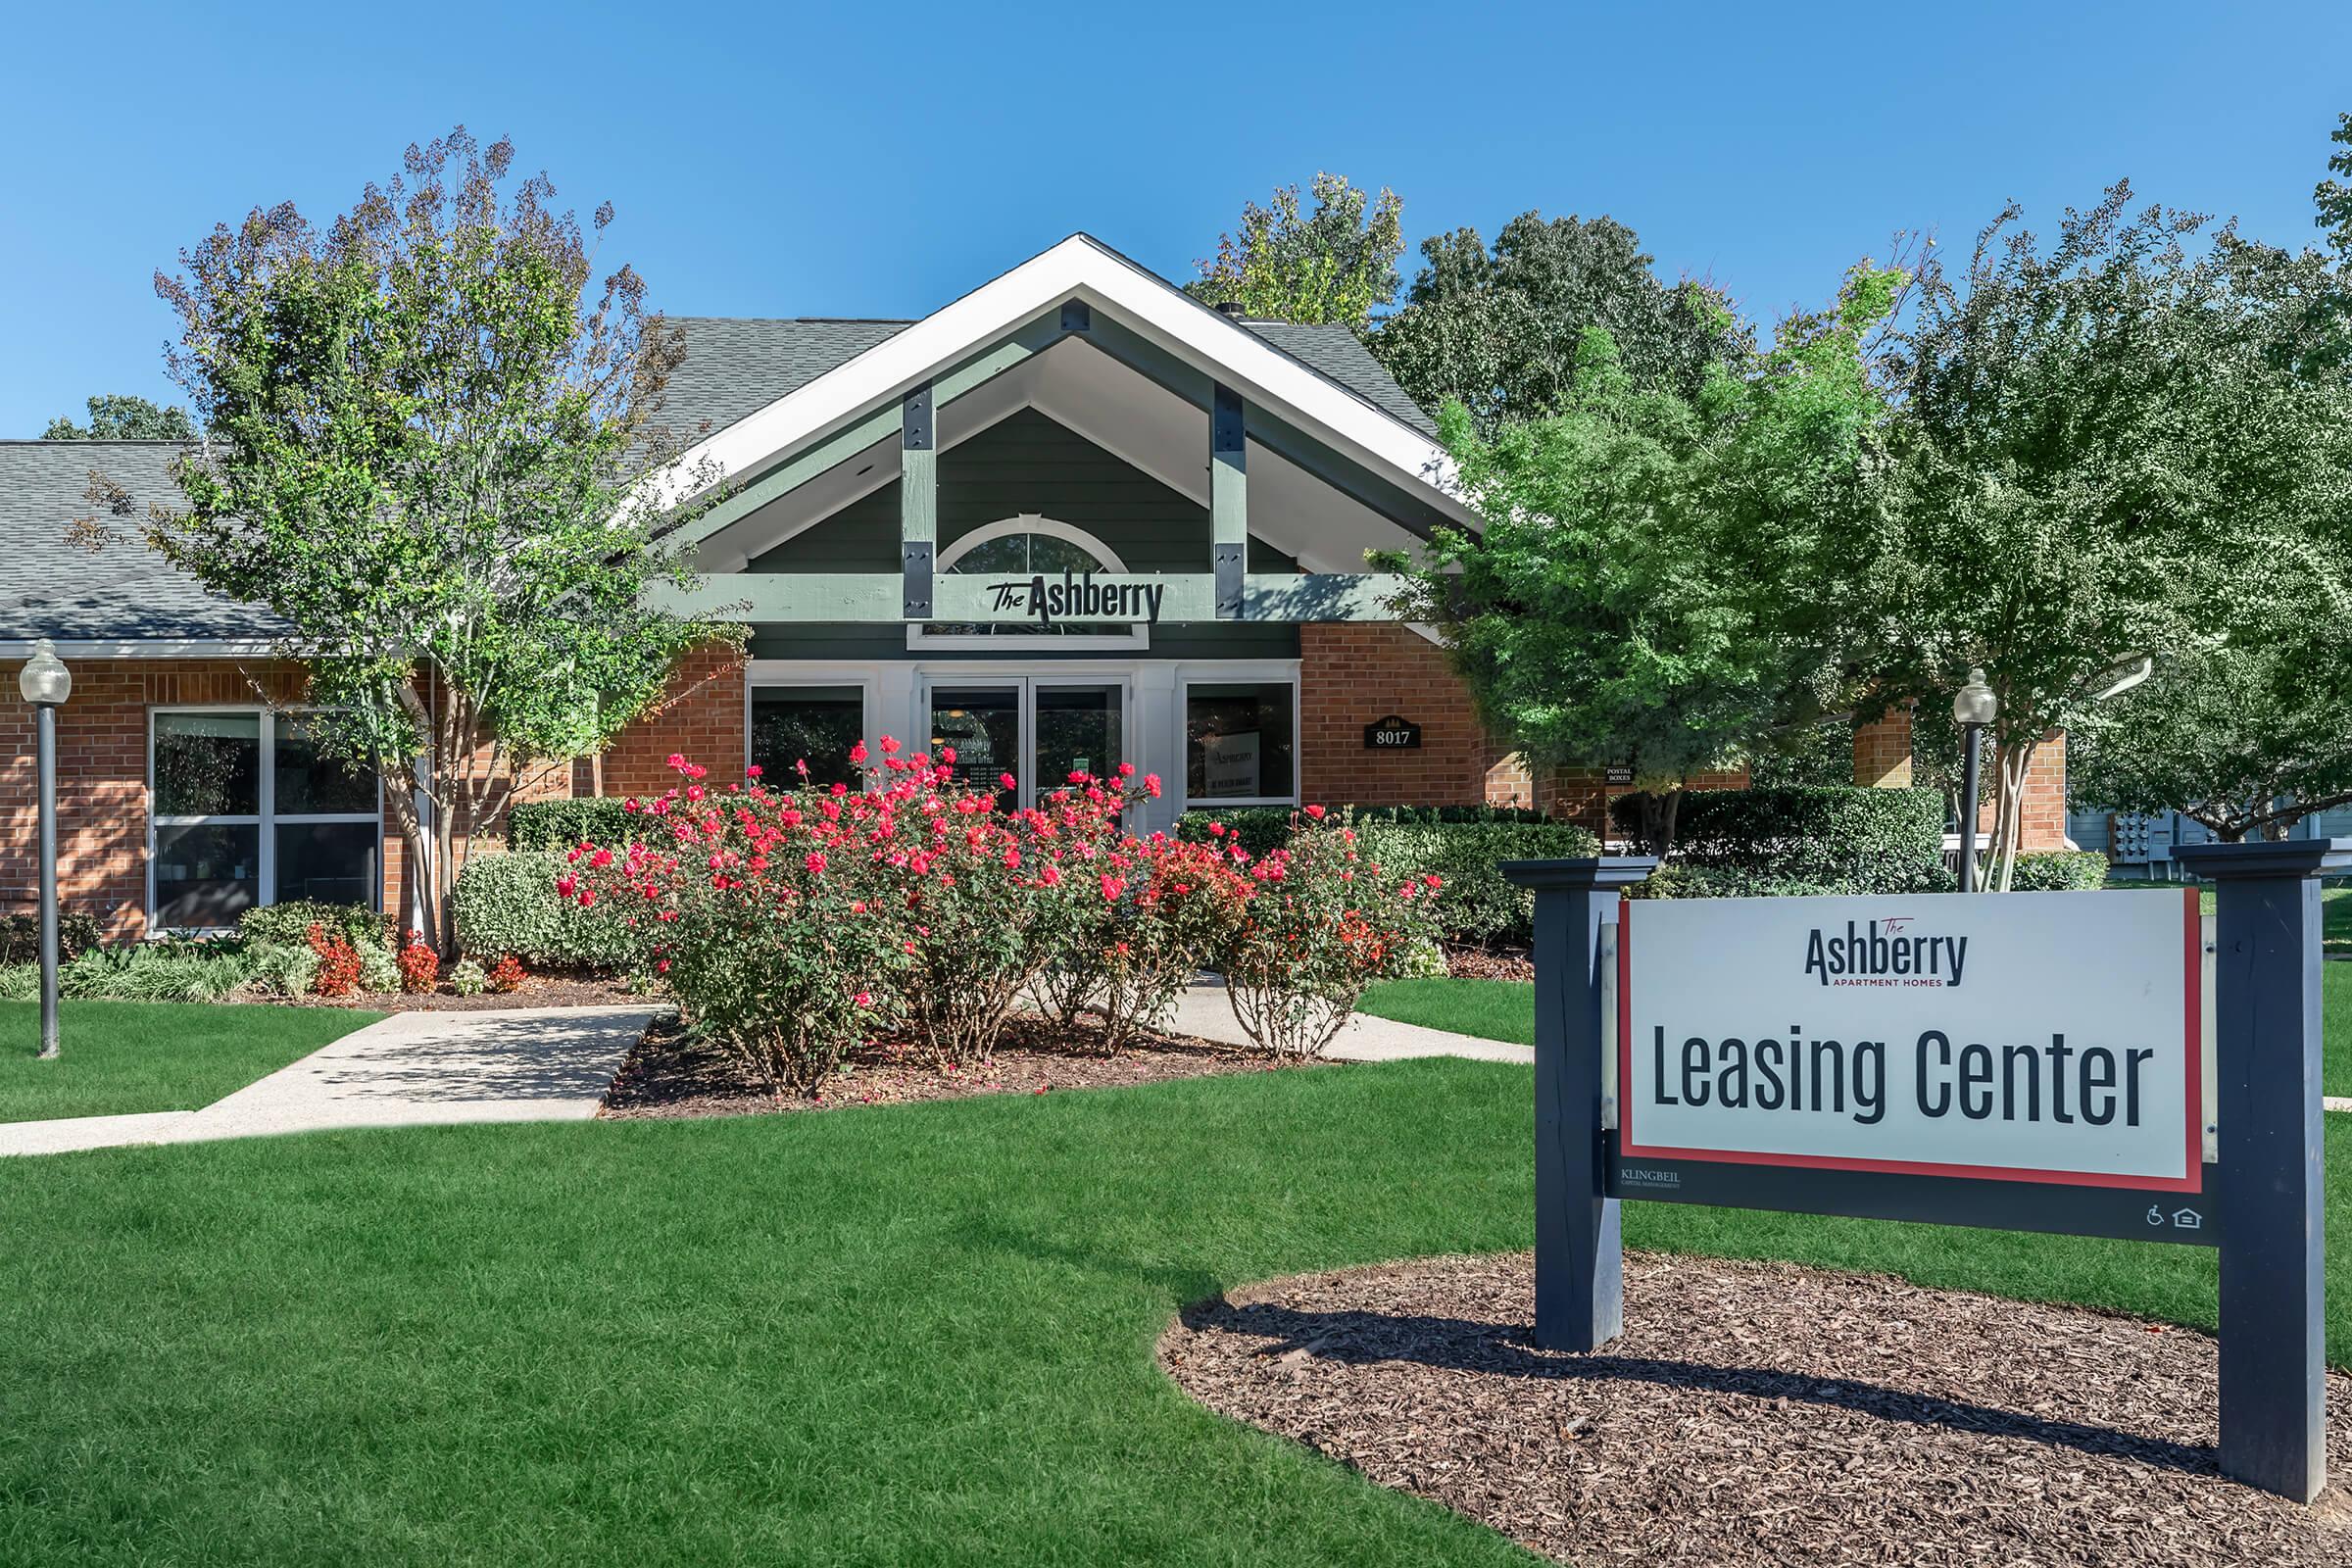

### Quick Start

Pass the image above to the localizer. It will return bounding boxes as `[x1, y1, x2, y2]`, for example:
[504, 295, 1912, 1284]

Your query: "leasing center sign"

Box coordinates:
[1617, 890, 2203, 1229]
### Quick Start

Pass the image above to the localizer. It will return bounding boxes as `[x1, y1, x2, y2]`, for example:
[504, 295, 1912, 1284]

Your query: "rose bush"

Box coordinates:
[1202, 809, 1446, 1058]
[560, 747, 1439, 1095]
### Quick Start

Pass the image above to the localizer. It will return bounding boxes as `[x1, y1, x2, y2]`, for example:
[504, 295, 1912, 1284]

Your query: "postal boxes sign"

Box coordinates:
[1618, 890, 2201, 1194]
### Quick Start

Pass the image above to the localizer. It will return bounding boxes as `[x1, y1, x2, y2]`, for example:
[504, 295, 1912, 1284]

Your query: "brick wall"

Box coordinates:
[601, 642, 749, 797]
[1852, 707, 1915, 788]
[2, 658, 312, 939]
[1298, 623, 1506, 808]
[1977, 731, 2069, 853]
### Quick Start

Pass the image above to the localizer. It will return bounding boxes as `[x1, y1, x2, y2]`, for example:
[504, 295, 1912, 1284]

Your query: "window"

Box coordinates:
[912, 515, 1148, 650]
[150, 710, 381, 929]
[1184, 681, 1297, 805]
[750, 685, 868, 788]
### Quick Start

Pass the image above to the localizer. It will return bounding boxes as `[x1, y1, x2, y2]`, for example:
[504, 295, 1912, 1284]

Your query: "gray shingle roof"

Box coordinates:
[0, 441, 291, 643]
[1232, 320, 1440, 438]
[652, 318, 908, 443]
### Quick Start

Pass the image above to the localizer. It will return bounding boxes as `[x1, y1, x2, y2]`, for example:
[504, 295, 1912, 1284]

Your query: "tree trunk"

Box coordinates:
[1634, 788, 1683, 859]
[1982, 737, 2038, 893]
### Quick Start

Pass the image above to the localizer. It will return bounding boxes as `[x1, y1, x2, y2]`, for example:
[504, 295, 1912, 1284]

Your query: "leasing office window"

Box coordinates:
[1184, 682, 1298, 805]
[150, 711, 381, 928]
[750, 686, 868, 788]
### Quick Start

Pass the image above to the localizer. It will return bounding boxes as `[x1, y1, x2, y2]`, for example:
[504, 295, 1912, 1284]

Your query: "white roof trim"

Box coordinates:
[640, 234, 1472, 530]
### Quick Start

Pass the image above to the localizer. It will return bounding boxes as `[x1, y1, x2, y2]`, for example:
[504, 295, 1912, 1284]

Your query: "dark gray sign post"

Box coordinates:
[1502, 857, 1657, 1350]
[2177, 838, 2349, 1503]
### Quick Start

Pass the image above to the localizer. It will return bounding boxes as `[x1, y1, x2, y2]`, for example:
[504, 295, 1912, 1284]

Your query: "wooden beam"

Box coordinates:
[1212, 383, 1247, 618]
[675, 311, 1066, 548]
[900, 382, 935, 619]
[648, 570, 1412, 624]
[1077, 316, 1455, 538]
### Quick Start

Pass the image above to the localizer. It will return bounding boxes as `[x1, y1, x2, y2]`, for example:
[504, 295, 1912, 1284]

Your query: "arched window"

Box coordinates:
[911, 515, 1149, 649]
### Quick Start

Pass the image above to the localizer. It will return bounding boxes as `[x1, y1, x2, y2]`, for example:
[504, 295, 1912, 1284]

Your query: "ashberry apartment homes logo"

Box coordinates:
[1803, 914, 1968, 989]
[984, 569, 1165, 627]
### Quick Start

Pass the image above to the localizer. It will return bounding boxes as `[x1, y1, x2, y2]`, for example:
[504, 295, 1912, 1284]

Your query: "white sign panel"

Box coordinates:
[1619, 890, 2201, 1192]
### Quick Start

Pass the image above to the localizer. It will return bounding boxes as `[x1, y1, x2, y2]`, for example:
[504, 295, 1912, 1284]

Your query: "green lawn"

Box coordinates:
[0, 1059, 2346, 1564]
[0, 1001, 378, 1123]
[1366, 961, 2352, 1098]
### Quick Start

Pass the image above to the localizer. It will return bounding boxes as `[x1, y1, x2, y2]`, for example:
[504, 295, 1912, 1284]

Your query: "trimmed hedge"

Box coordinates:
[2005, 850, 2110, 892]
[0, 910, 102, 966]
[1625, 864, 1838, 901]
[450, 850, 632, 968]
[1177, 806, 1596, 948]
[508, 798, 637, 853]
[238, 900, 391, 951]
[1612, 785, 1950, 895]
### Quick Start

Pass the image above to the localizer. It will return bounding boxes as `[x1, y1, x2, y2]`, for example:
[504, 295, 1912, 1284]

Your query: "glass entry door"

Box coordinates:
[924, 679, 1125, 810]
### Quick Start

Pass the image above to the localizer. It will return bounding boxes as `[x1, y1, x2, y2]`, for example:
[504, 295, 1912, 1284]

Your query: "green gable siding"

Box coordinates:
[743, 407, 1299, 660]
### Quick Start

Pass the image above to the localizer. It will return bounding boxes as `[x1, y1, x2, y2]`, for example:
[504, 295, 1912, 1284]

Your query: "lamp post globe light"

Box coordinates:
[1952, 667, 1997, 894]
[18, 639, 72, 1059]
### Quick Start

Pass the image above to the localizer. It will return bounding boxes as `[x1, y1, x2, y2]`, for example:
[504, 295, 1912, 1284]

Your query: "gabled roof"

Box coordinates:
[642, 234, 1468, 527]
[1, 235, 1453, 647]
[653, 311, 1438, 448]
[0, 440, 288, 647]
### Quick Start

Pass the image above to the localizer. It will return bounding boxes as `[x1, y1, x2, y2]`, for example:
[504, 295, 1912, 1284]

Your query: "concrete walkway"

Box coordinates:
[0, 1004, 657, 1157]
[1169, 980, 1533, 1065]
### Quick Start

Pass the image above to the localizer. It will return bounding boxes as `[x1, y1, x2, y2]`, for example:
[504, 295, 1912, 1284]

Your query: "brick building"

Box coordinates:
[2, 235, 2066, 939]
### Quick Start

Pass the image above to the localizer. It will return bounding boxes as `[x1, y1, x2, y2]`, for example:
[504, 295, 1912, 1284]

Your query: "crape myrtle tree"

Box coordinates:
[1184, 172, 1405, 332]
[1869, 182, 2352, 890]
[1372, 212, 1753, 436]
[1381, 266, 1902, 854]
[2070, 637, 2352, 842]
[141, 128, 732, 951]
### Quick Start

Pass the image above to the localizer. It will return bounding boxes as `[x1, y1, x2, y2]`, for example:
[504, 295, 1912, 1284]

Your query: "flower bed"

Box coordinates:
[560, 745, 1443, 1098]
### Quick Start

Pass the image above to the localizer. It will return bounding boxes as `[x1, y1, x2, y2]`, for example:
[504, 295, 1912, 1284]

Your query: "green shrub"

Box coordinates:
[0, 910, 103, 965]
[356, 944, 401, 993]
[1625, 864, 1838, 900]
[0, 963, 32, 1001]
[56, 940, 262, 1004]
[239, 900, 389, 952]
[448, 957, 489, 997]
[248, 941, 322, 998]
[450, 851, 631, 968]
[1175, 808, 1298, 858]
[1352, 816, 1601, 947]
[2006, 850, 2109, 892]
[1613, 785, 1949, 894]
[1179, 807, 1598, 948]
[508, 798, 637, 853]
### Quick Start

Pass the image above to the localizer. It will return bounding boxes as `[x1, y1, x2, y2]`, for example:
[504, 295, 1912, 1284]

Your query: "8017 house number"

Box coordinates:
[1364, 715, 1422, 750]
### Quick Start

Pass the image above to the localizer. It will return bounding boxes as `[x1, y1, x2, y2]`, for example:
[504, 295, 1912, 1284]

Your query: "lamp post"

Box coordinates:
[1952, 667, 1997, 894]
[17, 639, 72, 1058]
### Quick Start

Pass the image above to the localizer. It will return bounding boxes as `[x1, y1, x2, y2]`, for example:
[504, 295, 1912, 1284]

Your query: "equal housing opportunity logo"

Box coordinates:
[1802, 916, 1969, 989]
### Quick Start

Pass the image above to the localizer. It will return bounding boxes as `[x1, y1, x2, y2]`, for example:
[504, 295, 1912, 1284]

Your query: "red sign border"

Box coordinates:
[1615, 888, 2204, 1194]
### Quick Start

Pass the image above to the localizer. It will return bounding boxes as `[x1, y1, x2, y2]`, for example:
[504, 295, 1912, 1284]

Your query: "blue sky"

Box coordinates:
[3, 1, 2347, 436]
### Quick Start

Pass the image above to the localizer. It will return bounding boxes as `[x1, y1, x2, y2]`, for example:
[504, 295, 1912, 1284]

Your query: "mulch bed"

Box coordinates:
[1446, 948, 1534, 982]
[1161, 1250, 2352, 1567]
[285, 970, 639, 1012]
[600, 1012, 1315, 1119]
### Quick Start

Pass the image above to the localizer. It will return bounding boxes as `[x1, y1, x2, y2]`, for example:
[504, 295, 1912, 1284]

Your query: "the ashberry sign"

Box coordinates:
[1619, 892, 2202, 1205]
[1503, 844, 2349, 1503]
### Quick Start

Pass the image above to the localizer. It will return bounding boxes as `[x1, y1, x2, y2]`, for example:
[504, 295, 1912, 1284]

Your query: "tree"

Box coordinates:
[1383, 266, 1901, 852]
[139, 128, 732, 950]
[1184, 172, 1403, 331]
[2070, 637, 2352, 842]
[42, 394, 196, 440]
[1372, 212, 1750, 434]
[1870, 183, 2352, 890]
